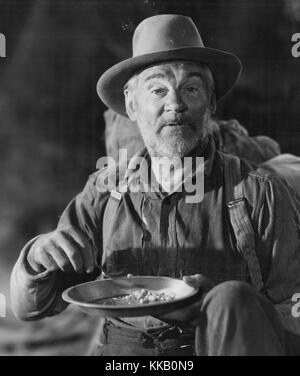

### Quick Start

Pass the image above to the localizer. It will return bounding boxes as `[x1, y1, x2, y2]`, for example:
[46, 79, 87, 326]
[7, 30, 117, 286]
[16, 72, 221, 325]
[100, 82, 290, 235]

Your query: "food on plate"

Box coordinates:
[96, 289, 176, 306]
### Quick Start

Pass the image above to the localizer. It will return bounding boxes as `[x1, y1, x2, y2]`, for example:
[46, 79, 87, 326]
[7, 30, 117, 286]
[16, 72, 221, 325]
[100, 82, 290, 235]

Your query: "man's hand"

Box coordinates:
[27, 226, 96, 274]
[183, 274, 215, 292]
[155, 274, 215, 327]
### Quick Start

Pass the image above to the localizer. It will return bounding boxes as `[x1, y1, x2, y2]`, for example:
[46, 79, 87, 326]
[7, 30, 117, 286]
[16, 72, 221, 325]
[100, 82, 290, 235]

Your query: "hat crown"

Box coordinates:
[132, 15, 204, 57]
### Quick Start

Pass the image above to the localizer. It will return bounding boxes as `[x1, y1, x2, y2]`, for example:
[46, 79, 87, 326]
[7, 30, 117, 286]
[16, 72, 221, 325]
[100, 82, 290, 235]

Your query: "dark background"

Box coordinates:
[0, 0, 299, 355]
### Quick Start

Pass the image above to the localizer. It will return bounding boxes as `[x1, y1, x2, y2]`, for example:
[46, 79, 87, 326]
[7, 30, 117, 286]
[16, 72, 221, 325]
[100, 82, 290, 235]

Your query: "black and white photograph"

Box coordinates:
[0, 0, 300, 359]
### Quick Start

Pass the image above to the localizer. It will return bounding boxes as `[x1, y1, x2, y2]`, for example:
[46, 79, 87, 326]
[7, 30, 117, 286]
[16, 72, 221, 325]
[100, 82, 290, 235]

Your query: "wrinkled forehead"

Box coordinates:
[137, 60, 212, 84]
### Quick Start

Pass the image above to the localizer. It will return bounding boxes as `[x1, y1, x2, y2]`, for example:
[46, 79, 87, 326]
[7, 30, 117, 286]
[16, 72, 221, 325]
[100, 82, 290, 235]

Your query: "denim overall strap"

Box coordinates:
[102, 189, 123, 257]
[102, 148, 147, 255]
[224, 154, 264, 292]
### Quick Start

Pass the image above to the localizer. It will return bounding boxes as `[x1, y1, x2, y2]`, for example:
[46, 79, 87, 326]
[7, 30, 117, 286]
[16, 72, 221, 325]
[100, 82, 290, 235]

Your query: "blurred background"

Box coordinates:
[0, 0, 299, 355]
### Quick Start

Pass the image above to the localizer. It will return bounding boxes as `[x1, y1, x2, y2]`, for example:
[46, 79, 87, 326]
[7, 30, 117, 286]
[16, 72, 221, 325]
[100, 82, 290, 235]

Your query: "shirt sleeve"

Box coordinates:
[253, 174, 300, 335]
[10, 171, 109, 321]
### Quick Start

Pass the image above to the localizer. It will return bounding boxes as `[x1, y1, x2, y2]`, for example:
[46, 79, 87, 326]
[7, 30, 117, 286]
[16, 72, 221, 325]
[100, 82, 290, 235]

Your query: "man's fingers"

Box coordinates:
[61, 226, 87, 248]
[80, 241, 95, 274]
[67, 230, 96, 273]
[183, 274, 214, 291]
[55, 234, 84, 273]
[29, 227, 97, 275]
[58, 230, 95, 273]
[38, 251, 60, 272]
[46, 247, 72, 273]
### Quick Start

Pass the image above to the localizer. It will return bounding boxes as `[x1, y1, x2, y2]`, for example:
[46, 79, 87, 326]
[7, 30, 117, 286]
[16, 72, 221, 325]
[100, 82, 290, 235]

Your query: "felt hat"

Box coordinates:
[97, 14, 242, 117]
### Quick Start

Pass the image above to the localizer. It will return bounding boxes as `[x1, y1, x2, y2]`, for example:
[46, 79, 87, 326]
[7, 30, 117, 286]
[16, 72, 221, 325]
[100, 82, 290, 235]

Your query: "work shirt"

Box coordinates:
[10, 136, 300, 336]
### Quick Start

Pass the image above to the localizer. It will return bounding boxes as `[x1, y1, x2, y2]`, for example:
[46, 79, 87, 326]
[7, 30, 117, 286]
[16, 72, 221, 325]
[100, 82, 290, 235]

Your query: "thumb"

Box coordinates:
[183, 274, 215, 290]
[183, 276, 194, 284]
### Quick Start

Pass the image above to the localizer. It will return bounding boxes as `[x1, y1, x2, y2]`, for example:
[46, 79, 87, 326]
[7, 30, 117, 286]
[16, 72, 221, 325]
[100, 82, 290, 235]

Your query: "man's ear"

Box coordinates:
[124, 90, 137, 122]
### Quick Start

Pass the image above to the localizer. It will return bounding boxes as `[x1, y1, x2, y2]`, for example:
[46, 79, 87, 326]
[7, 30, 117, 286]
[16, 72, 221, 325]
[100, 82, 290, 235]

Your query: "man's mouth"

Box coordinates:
[163, 117, 189, 126]
[161, 120, 195, 131]
[165, 122, 185, 126]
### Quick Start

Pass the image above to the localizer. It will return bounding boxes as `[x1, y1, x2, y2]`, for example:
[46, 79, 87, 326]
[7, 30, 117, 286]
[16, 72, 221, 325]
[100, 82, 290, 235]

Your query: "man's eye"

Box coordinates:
[151, 88, 167, 96]
[185, 86, 199, 94]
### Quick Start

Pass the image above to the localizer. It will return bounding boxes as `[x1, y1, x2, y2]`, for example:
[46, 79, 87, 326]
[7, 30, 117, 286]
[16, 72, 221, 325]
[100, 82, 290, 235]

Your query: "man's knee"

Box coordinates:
[202, 281, 258, 315]
[196, 282, 287, 356]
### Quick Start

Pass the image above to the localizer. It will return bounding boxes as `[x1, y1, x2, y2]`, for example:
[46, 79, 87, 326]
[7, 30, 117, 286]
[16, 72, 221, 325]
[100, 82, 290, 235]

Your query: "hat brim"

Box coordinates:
[97, 47, 242, 117]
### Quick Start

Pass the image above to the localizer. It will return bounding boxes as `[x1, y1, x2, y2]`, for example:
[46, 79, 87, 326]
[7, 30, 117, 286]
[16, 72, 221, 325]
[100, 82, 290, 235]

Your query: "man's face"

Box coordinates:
[125, 61, 213, 158]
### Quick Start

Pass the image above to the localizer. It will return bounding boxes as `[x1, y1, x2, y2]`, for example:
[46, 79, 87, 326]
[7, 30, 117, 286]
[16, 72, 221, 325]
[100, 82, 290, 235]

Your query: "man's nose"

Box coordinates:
[165, 90, 187, 112]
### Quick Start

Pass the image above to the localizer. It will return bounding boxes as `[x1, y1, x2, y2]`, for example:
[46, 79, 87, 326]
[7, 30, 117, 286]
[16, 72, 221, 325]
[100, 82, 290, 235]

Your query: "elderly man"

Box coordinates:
[11, 15, 300, 356]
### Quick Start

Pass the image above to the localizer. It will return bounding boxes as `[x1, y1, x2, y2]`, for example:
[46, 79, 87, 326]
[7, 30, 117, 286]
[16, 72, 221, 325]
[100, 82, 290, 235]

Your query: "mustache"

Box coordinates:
[162, 115, 191, 126]
[160, 120, 195, 132]
[161, 108, 209, 129]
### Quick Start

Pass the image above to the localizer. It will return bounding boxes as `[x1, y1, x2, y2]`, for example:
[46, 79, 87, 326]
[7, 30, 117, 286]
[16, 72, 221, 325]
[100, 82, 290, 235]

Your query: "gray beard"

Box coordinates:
[146, 126, 210, 158]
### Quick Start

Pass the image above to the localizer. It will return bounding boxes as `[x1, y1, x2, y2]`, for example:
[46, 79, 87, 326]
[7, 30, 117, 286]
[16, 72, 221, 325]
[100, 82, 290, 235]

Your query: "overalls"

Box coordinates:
[91, 151, 265, 356]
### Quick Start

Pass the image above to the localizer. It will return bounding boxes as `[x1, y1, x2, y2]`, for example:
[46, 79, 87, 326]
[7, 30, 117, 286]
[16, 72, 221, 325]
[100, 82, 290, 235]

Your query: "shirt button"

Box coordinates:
[164, 198, 171, 206]
[143, 230, 152, 242]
